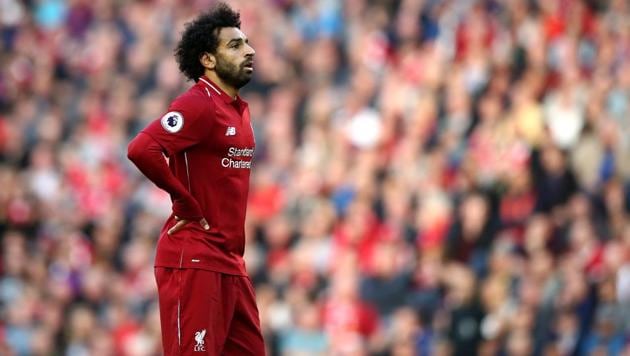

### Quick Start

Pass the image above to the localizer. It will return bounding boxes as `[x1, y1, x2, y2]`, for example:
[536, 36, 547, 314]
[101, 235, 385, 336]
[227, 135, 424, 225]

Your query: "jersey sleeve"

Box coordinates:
[142, 93, 214, 156]
[127, 132, 204, 220]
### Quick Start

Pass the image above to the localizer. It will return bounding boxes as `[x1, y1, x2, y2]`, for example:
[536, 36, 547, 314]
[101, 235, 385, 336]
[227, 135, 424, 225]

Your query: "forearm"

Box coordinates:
[127, 132, 203, 219]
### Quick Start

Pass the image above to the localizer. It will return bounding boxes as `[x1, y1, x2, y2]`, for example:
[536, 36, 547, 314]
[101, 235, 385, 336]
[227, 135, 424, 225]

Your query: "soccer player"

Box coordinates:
[127, 3, 264, 355]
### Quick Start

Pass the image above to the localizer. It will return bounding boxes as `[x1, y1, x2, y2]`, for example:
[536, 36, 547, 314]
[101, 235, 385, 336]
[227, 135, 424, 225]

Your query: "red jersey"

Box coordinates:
[129, 76, 255, 275]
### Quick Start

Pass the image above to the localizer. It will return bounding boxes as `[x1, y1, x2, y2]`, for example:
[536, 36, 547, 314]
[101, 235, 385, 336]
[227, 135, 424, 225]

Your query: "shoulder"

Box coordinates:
[151, 86, 215, 134]
[169, 85, 215, 114]
[163, 85, 216, 127]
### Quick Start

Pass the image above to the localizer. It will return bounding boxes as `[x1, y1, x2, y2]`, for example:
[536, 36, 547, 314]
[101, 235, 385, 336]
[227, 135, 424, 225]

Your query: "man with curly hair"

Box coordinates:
[127, 3, 264, 355]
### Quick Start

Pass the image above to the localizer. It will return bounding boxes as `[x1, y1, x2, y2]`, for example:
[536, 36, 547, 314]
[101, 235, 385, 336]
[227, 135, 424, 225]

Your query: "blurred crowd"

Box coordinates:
[1, 0, 630, 355]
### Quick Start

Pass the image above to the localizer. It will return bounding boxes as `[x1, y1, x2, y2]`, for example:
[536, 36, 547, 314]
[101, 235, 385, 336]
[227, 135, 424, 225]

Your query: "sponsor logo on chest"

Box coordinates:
[221, 146, 254, 169]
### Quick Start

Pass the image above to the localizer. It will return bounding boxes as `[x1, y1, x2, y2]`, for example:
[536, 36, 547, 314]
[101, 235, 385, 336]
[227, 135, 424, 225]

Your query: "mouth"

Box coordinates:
[243, 61, 254, 72]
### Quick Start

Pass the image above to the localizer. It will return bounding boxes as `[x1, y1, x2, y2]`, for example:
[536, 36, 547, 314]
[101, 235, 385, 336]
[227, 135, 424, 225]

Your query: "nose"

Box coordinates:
[246, 42, 255, 57]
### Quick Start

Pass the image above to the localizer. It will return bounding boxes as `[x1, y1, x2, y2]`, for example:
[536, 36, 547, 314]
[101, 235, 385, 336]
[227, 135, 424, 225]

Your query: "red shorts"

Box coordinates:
[155, 267, 265, 355]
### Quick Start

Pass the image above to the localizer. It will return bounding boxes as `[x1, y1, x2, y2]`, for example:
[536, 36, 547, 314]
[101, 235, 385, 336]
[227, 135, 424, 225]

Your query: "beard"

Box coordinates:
[215, 55, 252, 89]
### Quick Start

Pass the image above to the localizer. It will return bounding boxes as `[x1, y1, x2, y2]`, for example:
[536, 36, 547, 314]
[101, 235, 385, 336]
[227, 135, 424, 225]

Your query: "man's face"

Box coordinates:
[213, 27, 255, 89]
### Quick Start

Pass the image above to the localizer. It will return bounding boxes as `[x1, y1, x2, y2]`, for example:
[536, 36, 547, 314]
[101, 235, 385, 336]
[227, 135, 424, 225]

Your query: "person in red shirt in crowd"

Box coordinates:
[126, 3, 264, 355]
[322, 255, 380, 355]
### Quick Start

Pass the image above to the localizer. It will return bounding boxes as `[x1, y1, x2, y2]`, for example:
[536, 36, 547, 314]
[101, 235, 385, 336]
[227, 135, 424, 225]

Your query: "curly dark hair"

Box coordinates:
[175, 2, 241, 82]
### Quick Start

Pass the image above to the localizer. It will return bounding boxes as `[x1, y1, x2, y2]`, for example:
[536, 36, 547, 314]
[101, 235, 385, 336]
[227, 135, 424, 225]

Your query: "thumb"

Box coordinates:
[200, 218, 210, 230]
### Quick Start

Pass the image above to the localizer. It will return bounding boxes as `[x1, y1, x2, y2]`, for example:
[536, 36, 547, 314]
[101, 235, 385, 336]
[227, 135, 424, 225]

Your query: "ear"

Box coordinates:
[200, 52, 216, 70]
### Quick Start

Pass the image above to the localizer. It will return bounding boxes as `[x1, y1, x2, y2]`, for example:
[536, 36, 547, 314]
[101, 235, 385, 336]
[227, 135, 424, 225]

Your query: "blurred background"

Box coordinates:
[0, 0, 629, 355]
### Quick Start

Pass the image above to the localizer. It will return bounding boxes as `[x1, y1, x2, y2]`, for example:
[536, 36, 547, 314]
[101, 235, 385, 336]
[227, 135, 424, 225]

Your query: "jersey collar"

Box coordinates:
[198, 76, 241, 105]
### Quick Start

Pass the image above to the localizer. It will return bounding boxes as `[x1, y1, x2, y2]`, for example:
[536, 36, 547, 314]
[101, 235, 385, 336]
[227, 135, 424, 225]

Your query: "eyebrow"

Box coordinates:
[226, 37, 248, 46]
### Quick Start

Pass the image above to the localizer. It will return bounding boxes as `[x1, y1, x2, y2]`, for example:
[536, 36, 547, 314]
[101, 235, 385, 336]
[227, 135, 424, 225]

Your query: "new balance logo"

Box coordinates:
[194, 329, 206, 352]
[225, 126, 236, 136]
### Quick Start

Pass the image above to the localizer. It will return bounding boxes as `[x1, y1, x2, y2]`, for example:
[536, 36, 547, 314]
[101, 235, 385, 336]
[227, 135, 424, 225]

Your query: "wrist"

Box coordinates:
[172, 195, 203, 220]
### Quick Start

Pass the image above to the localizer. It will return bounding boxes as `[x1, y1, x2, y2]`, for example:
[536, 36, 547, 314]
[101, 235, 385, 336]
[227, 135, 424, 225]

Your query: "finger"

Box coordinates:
[174, 215, 181, 221]
[168, 220, 189, 235]
[168, 221, 186, 235]
[200, 218, 210, 230]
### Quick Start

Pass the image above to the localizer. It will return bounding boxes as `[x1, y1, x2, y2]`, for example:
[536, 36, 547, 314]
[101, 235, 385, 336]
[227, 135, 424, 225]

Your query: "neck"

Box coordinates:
[204, 70, 238, 99]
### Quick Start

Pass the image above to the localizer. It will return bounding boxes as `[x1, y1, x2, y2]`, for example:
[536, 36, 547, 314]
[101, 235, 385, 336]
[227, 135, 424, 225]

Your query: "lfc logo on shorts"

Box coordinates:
[194, 329, 206, 352]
